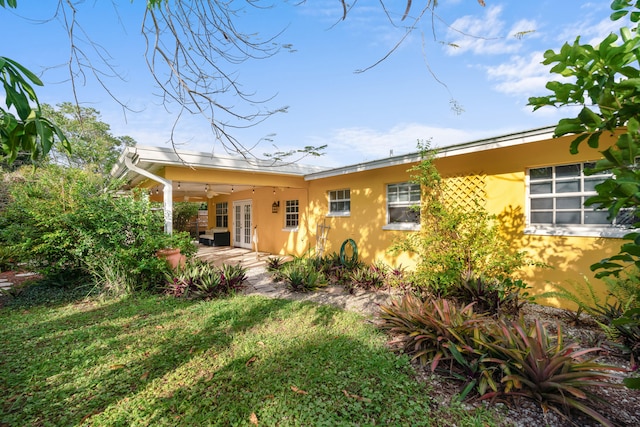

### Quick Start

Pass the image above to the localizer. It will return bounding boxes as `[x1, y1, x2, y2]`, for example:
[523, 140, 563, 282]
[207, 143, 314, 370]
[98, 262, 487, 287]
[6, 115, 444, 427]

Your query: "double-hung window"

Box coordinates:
[527, 162, 634, 236]
[328, 189, 350, 216]
[385, 182, 420, 229]
[215, 202, 228, 228]
[285, 199, 299, 229]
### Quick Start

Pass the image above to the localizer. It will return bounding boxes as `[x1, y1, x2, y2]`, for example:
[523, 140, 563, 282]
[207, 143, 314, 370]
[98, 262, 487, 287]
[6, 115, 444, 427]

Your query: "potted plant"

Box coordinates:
[155, 231, 196, 269]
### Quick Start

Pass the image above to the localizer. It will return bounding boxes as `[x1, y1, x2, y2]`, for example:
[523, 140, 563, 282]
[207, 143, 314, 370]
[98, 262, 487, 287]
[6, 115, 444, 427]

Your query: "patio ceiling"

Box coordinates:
[113, 145, 326, 203]
[147, 181, 255, 203]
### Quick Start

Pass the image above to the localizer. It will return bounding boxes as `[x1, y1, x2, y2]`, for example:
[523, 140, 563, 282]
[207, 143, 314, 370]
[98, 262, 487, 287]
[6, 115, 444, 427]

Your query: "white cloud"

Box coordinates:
[300, 123, 485, 167]
[557, 11, 622, 47]
[445, 5, 531, 56]
[485, 51, 551, 96]
[483, 9, 626, 102]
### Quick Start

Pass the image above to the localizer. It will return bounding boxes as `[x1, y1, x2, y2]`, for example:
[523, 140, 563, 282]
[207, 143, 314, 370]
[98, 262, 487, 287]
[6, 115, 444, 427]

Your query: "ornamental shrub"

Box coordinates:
[0, 165, 195, 294]
[390, 141, 531, 297]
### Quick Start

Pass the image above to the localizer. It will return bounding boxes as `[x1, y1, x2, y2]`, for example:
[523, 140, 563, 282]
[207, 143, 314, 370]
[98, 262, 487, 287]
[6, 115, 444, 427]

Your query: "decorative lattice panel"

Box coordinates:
[440, 174, 487, 211]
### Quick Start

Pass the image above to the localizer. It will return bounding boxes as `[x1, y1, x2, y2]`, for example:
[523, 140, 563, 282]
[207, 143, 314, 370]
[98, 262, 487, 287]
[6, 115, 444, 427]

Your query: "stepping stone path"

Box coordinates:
[0, 272, 38, 291]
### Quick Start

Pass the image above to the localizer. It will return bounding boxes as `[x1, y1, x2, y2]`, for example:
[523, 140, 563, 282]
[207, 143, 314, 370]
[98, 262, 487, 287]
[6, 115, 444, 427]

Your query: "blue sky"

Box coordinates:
[1, 1, 620, 167]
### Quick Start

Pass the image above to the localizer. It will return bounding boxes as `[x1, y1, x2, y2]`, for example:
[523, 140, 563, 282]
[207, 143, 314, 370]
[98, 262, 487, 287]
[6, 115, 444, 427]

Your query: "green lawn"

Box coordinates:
[0, 287, 497, 426]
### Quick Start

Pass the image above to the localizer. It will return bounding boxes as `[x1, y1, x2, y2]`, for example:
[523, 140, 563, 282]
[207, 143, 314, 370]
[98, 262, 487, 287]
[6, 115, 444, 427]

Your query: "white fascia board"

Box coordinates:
[304, 126, 556, 181]
[111, 145, 327, 181]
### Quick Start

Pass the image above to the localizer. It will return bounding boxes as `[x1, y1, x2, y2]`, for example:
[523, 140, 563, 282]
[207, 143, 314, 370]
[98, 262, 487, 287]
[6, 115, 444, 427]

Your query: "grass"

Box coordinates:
[0, 284, 498, 426]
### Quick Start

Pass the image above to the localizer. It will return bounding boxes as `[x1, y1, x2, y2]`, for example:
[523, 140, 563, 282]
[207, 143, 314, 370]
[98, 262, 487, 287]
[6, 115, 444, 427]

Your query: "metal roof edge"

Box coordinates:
[111, 145, 328, 180]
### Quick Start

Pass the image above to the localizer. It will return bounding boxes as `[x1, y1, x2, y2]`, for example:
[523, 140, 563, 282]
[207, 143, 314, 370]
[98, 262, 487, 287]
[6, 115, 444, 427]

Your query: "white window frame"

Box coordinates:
[215, 202, 228, 228]
[525, 161, 633, 238]
[328, 189, 350, 217]
[383, 182, 421, 231]
[284, 199, 299, 231]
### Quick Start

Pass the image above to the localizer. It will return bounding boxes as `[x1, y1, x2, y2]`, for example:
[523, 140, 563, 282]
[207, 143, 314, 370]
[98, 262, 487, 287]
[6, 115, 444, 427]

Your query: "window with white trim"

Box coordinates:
[387, 182, 420, 225]
[215, 202, 228, 228]
[285, 199, 299, 228]
[328, 189, 350, 216]
[528, 162, 634, 230]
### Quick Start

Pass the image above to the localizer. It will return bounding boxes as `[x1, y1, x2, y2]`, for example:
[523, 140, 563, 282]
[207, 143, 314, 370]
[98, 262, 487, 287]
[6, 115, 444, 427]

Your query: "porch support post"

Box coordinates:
[163, 181, 173, 234]
[123, 153, 173, 234]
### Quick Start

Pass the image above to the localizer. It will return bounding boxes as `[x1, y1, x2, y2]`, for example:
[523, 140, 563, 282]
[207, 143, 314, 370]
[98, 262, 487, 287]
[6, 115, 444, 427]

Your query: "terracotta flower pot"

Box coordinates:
[156, 248, 186, 269]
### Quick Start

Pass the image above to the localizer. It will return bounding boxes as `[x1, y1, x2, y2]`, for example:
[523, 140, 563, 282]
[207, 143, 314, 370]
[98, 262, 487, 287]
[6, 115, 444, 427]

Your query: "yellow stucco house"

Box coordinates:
[112, 126, 631, 306]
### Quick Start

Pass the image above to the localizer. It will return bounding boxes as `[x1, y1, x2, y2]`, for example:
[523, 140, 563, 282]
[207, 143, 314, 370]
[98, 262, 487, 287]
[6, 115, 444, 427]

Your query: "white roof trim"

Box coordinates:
[304, 126, 556, 181]
[111, 145, 327, 181]
[112, 126, 558, 185]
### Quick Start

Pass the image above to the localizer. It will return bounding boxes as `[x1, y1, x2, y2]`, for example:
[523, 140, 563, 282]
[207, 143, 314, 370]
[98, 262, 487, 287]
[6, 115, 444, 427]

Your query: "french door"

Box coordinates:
[233, 200, 252, 249]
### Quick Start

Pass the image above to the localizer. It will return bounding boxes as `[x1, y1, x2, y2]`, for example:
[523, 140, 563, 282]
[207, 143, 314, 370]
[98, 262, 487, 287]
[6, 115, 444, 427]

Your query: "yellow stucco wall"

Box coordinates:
[207, 186, 312, 257]
[304, 133, 623, 308]
[433, 133, 622, 307]
[141, 132, 627, 309]
[306, 163, 420, 269]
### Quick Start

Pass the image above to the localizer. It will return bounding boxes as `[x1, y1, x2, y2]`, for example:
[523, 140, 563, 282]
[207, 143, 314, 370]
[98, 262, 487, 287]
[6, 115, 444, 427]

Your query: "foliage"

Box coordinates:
[164, 259, 245, 299]
[316, 252, 350, 286]
[379, 296, 628, 425]
[0, 165, 195, 294]
[281, 264, 323, 292]
[349, 264, 387, 291]
[0, 244, 16, 271]
[536, 277, 608, 320]
[265, 256, 287, 282]
[172, 201, 200, 233]
[529, 0, 640, 279]
[382, 263, 410, 289]
[280, 258, 325, 292]
[390, 141, 531, 296]
[453, 272, 531, 316]
[2, 276, 91, 309]
[218, 262, 247, 292]
[1, 293, 489, 426]
[265, 256, 286, 272]
[0, 57, 70, 164]
[379, 295, 485, 372]
[447, 337, 500, 402]
[603, 267, 640, 308]
[479, 318, 624, 427]
[538, 275, 640, 362]
[41, 103, 135, 175]
[610, 307, 640, 357]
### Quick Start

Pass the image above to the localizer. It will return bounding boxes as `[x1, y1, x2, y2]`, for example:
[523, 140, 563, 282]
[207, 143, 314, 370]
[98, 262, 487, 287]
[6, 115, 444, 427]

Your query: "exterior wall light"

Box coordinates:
[272, 201, 280, 213]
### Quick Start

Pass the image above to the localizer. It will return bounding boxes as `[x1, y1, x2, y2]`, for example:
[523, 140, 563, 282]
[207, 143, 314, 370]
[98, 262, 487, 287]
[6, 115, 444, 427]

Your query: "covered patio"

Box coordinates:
[111, 145, 325, 236]
[194, 245, 275, 269]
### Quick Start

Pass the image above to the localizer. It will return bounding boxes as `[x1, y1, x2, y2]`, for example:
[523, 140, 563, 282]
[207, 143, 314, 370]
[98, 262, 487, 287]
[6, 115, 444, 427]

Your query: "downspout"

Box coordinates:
[123, 153, 173, 234]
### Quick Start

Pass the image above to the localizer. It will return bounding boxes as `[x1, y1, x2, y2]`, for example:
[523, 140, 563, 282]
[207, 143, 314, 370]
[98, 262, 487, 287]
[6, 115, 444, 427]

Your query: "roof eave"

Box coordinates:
[303, 125, 556, 181]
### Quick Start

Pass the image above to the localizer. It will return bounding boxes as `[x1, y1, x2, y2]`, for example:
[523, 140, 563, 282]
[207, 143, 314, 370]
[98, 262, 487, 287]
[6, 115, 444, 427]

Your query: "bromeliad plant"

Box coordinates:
[379, 296, 485, 372]
[349, 264, 386, 291]
[454, 272, 531, 316]
[379, 296, 628, 423]
[280, 260, 325, 292]
[478, 318, 625, 427]
[165, 259, 246, 299]
[219, 263, 248, 294]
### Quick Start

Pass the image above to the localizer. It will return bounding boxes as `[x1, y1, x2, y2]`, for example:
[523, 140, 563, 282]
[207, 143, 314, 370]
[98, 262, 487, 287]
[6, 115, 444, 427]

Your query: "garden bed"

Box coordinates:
[410, 302, 640, 427]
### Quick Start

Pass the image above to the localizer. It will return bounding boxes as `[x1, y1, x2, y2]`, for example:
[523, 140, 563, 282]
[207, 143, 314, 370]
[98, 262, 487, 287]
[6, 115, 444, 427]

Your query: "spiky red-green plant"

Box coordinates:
[479, 318, 625, 427]
[378, 295, 485, 371]
[350, 265, 386, 291]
